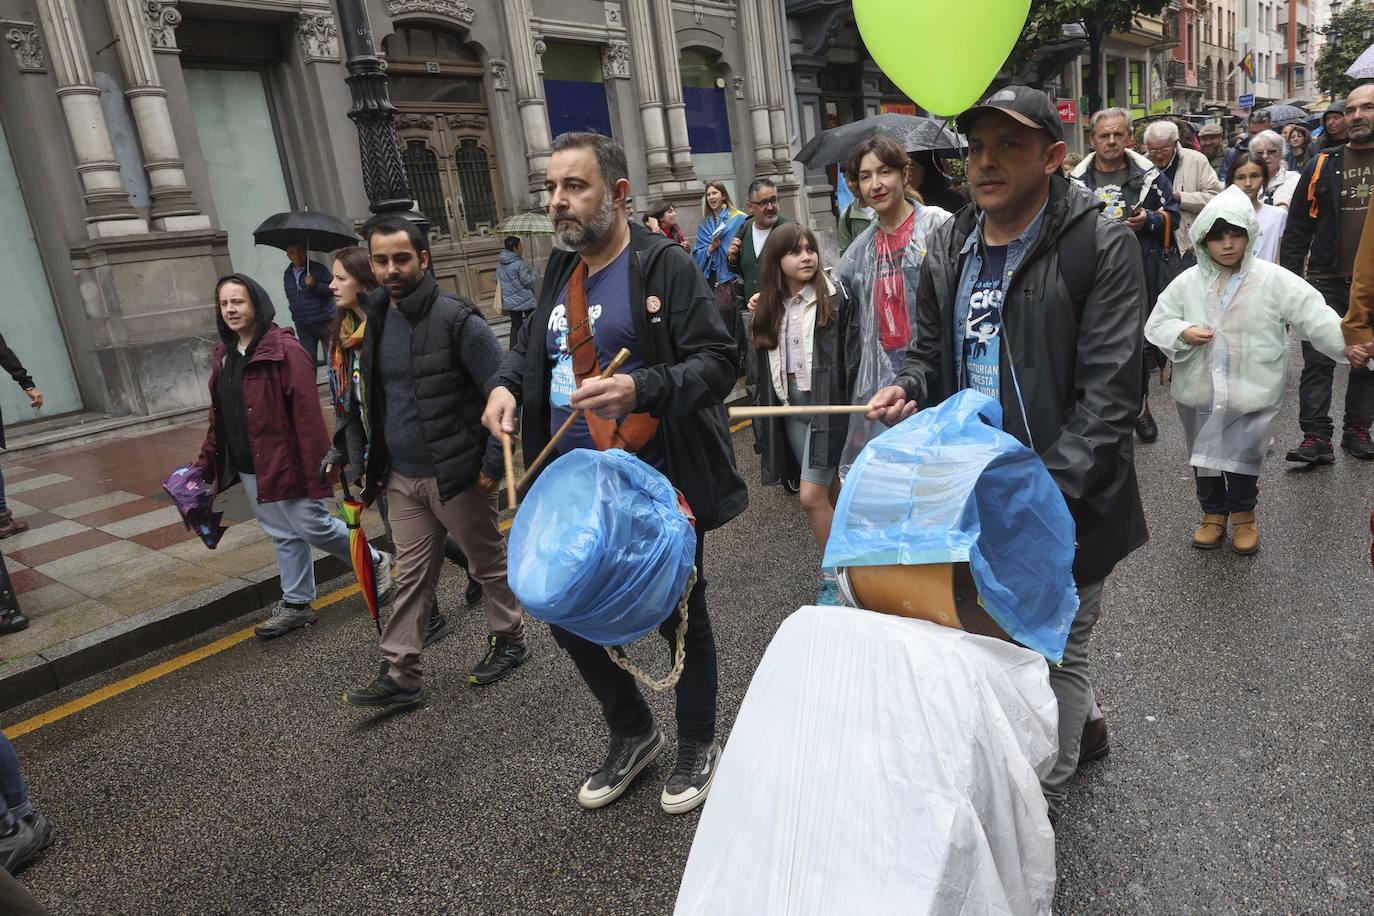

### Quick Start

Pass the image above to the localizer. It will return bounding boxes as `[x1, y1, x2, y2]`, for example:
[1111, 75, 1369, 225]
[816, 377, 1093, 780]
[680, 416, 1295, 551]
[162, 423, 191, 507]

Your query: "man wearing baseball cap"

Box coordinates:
[866, 85, 1148, 823]
[1198, 122, 1226, 176]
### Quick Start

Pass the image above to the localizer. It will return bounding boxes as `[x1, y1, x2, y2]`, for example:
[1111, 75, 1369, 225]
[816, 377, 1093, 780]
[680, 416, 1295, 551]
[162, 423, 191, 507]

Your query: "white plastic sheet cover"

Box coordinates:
[675, 606, 1058, 916]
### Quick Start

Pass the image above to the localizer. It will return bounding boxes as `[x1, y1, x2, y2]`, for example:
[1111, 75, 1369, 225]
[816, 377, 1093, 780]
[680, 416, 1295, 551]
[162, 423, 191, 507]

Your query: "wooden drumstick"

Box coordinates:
[501, 431, 518, 508]
[728, 404, 872, 419]
[518, 347, 632, 489]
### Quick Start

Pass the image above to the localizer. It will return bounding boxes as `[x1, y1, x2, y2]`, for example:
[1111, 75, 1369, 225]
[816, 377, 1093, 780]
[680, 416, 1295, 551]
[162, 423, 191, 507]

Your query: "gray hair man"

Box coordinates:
[1142, 119, 1220, 256]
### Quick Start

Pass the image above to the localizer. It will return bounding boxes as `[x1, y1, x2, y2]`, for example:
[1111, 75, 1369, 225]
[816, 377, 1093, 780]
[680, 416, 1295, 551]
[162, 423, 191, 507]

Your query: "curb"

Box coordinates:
[0, 552, 351, 715]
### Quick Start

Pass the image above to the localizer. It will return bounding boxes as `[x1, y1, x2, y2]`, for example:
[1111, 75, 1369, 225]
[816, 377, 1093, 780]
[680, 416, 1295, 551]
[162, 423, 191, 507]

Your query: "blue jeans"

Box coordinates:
[294, 321, 331, 367]
[239, 473, 377, 605]
[0, 733, 31, 828]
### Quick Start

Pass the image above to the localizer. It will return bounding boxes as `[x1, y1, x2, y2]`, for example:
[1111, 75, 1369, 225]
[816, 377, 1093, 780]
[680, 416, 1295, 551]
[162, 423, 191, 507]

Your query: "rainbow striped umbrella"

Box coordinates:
[338, 476, 381, 635]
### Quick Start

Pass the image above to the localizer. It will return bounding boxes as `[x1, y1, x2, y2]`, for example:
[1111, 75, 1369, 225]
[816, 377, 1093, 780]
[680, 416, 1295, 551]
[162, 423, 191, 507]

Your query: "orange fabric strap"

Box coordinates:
[1309, 152, 1329, 220]
[562, 260, 660, 452]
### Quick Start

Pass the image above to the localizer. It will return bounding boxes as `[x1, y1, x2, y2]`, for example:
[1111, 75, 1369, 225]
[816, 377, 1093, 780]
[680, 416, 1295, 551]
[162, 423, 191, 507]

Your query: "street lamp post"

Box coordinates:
[330, 0, 426, 229]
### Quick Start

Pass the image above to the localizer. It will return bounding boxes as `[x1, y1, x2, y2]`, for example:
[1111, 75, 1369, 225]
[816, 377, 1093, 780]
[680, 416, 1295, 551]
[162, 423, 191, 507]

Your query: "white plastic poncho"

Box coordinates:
[1145, 185, 1347, 476]
[675, 606, 1058, 916]
[833, 201, 953, 474]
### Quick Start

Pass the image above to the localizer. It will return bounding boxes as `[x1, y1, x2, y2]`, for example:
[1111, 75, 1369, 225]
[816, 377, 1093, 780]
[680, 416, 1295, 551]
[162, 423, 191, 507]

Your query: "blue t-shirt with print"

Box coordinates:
[545, 247, 661, 465]
[962, 244, 1008, 399]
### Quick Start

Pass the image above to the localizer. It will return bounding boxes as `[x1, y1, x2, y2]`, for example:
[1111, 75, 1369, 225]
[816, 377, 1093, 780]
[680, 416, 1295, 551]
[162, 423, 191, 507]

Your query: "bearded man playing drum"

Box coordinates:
[483, 133, 747, 815]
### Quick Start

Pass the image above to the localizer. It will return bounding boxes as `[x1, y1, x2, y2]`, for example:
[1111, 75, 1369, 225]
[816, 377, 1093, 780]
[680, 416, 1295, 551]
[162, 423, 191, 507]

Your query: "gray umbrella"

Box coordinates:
[1258, 104, 1310, 128]
[1348, 42, 1374, 80]
[795, 114, 962, 170]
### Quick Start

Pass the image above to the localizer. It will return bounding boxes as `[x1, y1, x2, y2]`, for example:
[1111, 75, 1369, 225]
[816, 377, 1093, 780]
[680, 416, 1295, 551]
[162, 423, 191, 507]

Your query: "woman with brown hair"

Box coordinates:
[322, 247, 479, 636]
[692, 180, 748, 325]
[748, 222, 859, 604]
[643, 200, 689, 248]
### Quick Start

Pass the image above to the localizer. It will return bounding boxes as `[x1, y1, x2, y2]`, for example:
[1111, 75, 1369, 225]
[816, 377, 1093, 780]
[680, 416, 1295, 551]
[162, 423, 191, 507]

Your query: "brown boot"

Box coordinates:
[1230, 511, 1259, 555]
[1192, 513, 1227, 549]
[0, 510, 28, 539]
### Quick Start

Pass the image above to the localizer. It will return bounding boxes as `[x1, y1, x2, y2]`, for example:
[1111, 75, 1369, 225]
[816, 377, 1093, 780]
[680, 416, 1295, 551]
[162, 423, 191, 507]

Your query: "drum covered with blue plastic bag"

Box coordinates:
[507, 448, 696, 646]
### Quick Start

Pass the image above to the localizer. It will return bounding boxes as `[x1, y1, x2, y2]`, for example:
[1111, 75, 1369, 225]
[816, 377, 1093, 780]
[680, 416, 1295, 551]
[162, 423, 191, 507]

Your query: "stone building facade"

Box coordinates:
[0, 0, 796, 427]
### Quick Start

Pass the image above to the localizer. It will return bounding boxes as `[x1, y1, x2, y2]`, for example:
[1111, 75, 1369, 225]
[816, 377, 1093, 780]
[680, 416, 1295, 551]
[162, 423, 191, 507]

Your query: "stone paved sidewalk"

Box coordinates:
[0, 422, 384, 666]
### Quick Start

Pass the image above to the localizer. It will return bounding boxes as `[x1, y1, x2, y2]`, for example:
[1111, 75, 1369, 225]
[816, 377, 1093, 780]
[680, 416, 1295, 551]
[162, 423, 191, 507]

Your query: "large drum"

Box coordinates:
[839, 561, 1011, 642]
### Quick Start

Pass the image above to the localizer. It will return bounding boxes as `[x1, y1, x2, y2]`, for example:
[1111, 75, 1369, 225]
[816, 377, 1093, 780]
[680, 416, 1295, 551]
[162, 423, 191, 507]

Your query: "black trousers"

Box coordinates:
[506, 310, 527, 351]
[1299, 277, 1374, 438]
[1194, 470, 1259, 514]
[550, 535, 717, 744]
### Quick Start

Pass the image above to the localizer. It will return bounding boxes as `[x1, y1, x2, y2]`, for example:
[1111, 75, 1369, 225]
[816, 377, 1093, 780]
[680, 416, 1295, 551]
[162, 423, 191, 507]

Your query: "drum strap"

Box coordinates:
[564, 259, 660, 453]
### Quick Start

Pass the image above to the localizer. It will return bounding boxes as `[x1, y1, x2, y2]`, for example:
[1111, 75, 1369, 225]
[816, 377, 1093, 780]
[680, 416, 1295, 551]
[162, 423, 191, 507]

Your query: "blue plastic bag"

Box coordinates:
[508, 448, 696, 646]
[823, 390, 1079, 662]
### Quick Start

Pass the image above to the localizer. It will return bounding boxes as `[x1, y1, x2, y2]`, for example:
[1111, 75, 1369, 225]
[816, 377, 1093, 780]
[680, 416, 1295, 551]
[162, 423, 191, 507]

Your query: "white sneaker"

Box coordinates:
[374, 551, 396, 604]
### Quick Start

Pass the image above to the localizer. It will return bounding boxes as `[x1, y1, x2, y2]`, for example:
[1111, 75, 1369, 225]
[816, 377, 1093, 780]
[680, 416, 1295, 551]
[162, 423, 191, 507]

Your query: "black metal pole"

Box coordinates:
[331, 0, 428, 230]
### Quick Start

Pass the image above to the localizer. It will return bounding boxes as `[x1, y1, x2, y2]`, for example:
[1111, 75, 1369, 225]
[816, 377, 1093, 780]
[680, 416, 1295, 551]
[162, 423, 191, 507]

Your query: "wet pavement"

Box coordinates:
[4, 360, 1374, 915]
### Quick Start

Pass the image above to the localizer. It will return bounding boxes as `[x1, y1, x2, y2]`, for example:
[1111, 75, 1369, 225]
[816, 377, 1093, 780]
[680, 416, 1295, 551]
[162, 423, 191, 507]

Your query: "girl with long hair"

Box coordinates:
[748, 222, 859, 604]
[692, 181, 748, 326]
[644, 201, 689, 248]
[1226, 151, 1287, 263]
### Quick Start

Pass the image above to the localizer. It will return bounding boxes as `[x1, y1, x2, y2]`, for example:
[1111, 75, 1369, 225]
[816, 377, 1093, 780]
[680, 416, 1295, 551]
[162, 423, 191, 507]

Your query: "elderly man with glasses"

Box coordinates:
[1143, 119, 1221, 261]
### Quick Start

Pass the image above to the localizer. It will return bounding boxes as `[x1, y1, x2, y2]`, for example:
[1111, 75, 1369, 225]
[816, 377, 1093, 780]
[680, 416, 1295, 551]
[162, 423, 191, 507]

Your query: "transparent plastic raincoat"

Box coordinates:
[1145, 185, 1346, 476]
[833, 199, 953, 473]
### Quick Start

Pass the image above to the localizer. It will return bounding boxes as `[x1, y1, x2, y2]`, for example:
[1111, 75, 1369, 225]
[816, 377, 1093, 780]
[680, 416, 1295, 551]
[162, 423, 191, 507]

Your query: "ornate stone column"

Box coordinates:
[648, 0, 695, 182]
[102, 0, 208, 229]
[736, 0, 775, 179]
[622, 0, 674, 185]
[30, 0, 147, 236]
[757, 0, 791, 173]
[500, 0, 554, 194]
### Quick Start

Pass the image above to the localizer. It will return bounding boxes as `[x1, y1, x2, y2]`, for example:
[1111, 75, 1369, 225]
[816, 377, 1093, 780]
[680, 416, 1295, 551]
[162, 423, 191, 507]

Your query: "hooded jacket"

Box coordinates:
[496, 249, 539, 313]
[891, 175, 1148, 584]
[1280, 144, 1357, 278]
[1146, 186, 1346, 474]
[352, 272, 497, 506]
[751, 273, 861, 486]
[492, 221, 747, 532]
[196, 274, 335, 503]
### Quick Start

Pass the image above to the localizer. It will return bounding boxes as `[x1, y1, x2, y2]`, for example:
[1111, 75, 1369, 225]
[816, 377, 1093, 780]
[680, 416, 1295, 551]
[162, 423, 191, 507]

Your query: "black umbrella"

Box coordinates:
[1258, 104, 1309, 128]
[253, 210, 358, 253]
[795, 114, 962, 170]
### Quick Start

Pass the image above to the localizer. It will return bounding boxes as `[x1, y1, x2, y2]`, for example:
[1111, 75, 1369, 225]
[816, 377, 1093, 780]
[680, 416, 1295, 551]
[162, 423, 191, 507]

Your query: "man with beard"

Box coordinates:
[483, 132, 746, 814]
[1320, 101, 1349, 152]
[728, 179, 790, 384]
[1279, 84, 1374, 464]
[342, 216, 528, 708]
[1198, 123, 1226, 177]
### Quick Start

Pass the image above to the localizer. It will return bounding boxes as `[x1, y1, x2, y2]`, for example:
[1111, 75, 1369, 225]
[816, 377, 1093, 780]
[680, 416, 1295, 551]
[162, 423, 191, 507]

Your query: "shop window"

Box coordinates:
[543, 42, 613, 138]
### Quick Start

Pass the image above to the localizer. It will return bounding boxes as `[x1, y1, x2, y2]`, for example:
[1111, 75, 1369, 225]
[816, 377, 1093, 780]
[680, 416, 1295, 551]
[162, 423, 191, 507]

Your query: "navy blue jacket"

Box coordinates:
[282, 260, 337, 327]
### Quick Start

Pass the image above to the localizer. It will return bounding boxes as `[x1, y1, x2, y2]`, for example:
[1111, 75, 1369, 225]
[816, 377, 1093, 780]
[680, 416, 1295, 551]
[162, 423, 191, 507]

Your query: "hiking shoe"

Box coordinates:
[816, 576, 841, 606]
[23, 813, 53, 864]
[469, 634, 530, 686]
[576, 726, 666, 810]
[1230, 511, 1259, 556]
[1192, 514, 1228, 550]
[254, 601, 317, 639]
[423, 609, 450, 648]
[343, 663, 423, 708]
[464, 577, 484, 607]
[0, 818, 41, 875]
[1134, 409, 1159, 443]
[1078, 717, 1110, 768]
[661, 739, 722, 815]
[1342, 425, 1374, 460]
[0, 510, 28, 539]
[0, 610, 28, 635]
[1286, 434, 1335, 465]
[374, 551, 396, 604]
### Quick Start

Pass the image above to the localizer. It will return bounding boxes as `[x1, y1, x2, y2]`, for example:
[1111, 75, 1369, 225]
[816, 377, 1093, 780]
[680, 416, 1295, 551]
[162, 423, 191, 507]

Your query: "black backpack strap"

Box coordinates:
[1057, 210, 1098, 324]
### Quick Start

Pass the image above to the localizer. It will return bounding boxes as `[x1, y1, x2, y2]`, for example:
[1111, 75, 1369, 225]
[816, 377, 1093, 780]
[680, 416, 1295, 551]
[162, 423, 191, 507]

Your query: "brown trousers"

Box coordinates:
[379, 473, 524, 689]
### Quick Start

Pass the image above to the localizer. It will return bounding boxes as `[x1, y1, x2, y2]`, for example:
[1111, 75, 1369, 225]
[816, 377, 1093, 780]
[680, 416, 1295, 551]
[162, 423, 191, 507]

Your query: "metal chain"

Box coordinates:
[604, 567, 697, 693]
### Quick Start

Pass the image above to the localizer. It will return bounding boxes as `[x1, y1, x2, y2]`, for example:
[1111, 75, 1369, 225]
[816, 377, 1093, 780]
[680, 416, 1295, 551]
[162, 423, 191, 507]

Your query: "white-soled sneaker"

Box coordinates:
[660, 739, 721, 814]
[576, 726, 666, 810]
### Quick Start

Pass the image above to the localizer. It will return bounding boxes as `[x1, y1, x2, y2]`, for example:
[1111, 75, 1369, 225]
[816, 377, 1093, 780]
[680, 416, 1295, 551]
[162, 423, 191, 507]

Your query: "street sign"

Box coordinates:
[1239, 93, 1255, 109]
[1056, 99, 1079, 123]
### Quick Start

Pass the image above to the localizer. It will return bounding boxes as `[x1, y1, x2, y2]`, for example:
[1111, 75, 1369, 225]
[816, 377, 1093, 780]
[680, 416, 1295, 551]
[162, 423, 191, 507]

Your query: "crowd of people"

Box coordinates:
[6, 77, 1374, 904]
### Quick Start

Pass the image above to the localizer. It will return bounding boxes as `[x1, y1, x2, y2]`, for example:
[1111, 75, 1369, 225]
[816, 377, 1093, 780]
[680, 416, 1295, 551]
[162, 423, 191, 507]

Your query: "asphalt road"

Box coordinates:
[5, 357, 1374, 915]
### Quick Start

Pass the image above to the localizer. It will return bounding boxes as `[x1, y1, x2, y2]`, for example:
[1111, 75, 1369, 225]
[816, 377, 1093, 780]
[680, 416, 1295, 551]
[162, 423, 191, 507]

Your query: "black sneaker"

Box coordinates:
[1286, 434, 1336, 465]
[576, 726, 666, 810]
[660, 739, 722, 814]
[1342, 425, 1374, 460]
[464, 577, 483, 607]
[782, 475, 801, 494]
[0, 817, 41, 874]
[1078, 717, 1111, 768]
[1134, 409, 1159, 443]
[343, 663, 423, 708]
[468, 634, 530, 686]
[423, 609, 450, 648]
[0, 610, 28, 635]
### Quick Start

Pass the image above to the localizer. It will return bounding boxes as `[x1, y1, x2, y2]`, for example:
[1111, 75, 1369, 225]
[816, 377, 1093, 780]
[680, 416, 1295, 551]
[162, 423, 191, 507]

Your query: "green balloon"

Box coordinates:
[854, 0, 1031, 117]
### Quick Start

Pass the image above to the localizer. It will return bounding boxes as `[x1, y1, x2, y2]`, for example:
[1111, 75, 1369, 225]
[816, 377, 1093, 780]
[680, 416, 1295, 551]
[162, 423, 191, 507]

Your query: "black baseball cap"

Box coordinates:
[956, 85, 1064, 144]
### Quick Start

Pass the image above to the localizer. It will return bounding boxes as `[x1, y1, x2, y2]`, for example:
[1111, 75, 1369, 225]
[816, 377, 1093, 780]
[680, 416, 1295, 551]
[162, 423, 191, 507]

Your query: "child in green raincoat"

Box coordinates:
[1146, 185, 1347, 555]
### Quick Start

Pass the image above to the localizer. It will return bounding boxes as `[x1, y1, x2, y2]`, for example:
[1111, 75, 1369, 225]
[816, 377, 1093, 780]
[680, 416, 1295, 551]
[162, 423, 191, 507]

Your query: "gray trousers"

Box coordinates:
[1042, 578, 1105, 821]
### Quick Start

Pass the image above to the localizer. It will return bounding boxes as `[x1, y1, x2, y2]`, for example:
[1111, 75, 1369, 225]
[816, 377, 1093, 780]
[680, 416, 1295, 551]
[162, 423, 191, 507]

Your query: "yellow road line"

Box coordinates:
[6, 423, 746, 739]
